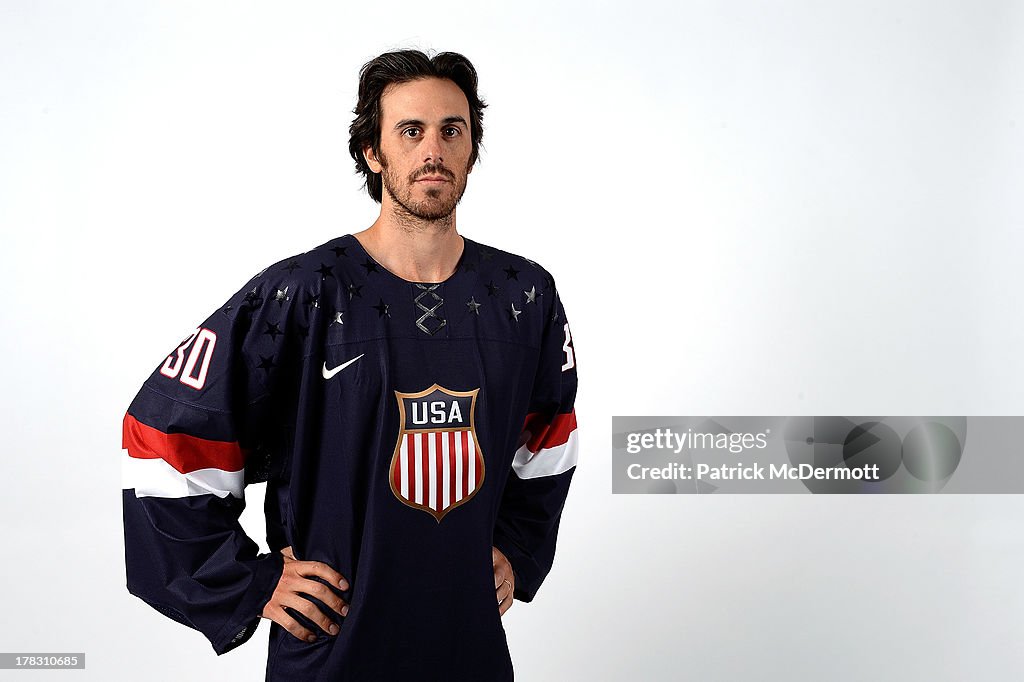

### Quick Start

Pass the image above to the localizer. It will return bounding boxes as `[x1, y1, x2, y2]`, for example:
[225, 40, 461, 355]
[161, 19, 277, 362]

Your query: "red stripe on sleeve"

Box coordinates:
[122, 413, 246, 474]
[521, 409, 577, 453]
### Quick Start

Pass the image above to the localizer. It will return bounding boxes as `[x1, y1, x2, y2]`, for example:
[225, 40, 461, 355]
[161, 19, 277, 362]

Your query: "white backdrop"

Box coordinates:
[3, 1, 1024, 679]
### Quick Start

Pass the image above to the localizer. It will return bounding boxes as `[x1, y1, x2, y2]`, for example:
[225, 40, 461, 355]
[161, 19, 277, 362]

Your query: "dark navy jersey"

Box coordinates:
[121, 233, 579, 681]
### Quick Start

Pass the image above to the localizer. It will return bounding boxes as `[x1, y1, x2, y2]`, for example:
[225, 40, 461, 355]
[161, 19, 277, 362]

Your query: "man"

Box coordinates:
[121, 49, 579, 681]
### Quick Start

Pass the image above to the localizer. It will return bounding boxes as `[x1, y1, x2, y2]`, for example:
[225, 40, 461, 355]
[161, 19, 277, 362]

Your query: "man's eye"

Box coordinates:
[403, 128, 420, 138]
[443, 127, 460, 136]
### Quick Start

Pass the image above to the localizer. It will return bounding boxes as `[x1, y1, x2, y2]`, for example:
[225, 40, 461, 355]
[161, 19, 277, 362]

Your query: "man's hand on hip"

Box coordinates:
[262, 546, 350, 643]
[493, 546, 516, 616]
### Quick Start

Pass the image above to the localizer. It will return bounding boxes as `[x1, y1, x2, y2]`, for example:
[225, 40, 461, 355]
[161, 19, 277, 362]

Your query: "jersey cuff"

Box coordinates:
[211, 551, 285, 655]
[492, 533, 540, 603]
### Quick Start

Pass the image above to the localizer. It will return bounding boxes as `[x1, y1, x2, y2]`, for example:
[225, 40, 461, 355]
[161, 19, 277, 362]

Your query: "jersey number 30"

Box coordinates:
[561, 322, 575, 372]
[160, 328, 217, 390]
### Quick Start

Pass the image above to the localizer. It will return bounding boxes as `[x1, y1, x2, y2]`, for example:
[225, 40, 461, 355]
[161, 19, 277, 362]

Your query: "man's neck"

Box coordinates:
[354, 208, 464, 284]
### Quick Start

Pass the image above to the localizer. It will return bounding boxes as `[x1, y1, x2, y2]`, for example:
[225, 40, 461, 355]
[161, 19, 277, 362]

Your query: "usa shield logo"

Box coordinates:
[390, 384, 484, 522]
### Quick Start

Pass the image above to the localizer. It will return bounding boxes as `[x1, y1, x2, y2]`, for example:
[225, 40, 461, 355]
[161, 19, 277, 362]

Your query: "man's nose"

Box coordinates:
[421, 129, 444, 165]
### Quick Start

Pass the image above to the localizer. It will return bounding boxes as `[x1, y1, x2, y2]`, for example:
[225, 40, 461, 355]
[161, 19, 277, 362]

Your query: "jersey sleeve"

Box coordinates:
[492, 276, 579, 602]
[121, 270, 305, 655]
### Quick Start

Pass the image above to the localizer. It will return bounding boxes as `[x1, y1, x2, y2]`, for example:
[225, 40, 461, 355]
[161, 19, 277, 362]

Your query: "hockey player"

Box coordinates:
[122, 49, 579, 680]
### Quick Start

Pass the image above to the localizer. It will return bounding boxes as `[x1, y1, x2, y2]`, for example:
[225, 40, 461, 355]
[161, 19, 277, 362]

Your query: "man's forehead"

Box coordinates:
[379, 77, 470, 124]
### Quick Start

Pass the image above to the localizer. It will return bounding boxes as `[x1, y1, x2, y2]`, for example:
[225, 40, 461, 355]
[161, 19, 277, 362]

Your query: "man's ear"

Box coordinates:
[364, 146, 382, 174]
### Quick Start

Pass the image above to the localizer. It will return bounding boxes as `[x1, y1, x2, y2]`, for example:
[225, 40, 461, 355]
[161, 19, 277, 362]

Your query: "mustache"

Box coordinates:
[410, 163, 456, 182]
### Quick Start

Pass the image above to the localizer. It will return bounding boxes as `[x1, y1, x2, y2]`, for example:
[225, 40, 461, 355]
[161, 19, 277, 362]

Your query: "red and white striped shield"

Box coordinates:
[390, 384, 484, 522]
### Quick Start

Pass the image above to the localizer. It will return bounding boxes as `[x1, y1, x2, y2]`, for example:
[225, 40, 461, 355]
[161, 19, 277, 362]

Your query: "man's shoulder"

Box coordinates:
[231, 234, 356, 297]
[463, 236, 560, 292]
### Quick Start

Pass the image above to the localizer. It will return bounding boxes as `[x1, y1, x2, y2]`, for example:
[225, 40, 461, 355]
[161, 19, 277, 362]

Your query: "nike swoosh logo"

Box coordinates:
[322, 354, 364, 379]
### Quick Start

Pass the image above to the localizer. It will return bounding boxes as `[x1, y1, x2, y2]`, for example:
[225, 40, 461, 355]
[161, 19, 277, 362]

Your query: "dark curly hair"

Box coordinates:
[348, 49, 487, 203]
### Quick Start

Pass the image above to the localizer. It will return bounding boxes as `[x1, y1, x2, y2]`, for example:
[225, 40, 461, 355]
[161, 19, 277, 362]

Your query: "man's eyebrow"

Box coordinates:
[394, 118, 424, 130]
[393, 116, 468, 130]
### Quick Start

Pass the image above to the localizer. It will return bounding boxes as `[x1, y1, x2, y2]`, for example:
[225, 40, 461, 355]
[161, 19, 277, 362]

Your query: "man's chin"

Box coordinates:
[413, 208, 457, 221]
[409, 197, 460, 221]
[386, 183, 463, 222]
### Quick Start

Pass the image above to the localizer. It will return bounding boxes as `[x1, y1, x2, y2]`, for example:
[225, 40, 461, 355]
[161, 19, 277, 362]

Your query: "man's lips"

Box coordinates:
[416, 176, 450, 182]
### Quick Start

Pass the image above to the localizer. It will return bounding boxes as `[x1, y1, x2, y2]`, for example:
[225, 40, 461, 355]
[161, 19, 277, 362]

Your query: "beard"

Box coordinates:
[379, 153, 469, 222]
